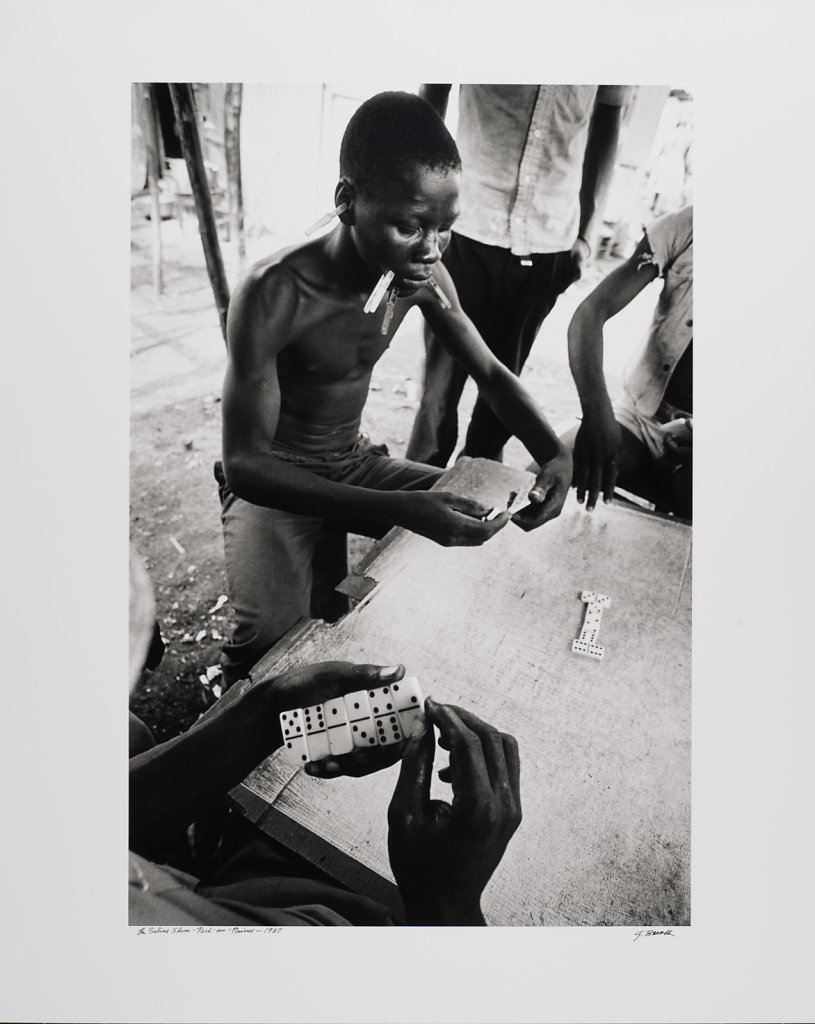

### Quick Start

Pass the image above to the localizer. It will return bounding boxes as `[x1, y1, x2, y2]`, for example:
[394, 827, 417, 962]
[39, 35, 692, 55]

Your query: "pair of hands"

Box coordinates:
[267, 662, 522, 926]
[388, 697, 521, 925]
[396, 446, 572, 547]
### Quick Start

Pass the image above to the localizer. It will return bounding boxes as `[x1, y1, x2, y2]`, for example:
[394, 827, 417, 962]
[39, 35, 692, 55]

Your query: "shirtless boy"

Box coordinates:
[218, 92, 572, 685]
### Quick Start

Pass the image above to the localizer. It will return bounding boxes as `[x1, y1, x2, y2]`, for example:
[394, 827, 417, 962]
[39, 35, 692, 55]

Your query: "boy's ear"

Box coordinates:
[335, 179, 355, 224]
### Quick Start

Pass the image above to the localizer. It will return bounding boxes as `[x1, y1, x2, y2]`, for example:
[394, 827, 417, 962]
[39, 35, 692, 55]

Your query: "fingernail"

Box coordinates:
[530, 489, 544, 502]
[410, 710, 426, 737]
[378, 664, 402, 679]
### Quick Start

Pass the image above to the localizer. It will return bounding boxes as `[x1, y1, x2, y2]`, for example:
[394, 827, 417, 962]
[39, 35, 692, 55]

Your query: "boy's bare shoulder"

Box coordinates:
[227, 239, 339, 357]
[234, 239, 333, 305]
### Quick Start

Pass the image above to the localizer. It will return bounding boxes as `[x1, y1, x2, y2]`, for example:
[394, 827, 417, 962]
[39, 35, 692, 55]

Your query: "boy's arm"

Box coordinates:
[222, 266, 507, 546]
[568, 236, 659, 509]
[420, 268, 572, 527]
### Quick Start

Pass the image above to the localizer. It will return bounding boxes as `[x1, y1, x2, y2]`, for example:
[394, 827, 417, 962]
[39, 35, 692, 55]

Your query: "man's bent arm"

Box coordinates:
[568, 237, 659, 414]
[129, 678, 278, 861]
[130, 662, 410, 861]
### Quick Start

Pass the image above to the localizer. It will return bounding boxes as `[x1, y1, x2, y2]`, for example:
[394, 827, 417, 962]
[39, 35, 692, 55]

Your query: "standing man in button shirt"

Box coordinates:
[407, 84, 630, 467]
[555, 204, 693, 520]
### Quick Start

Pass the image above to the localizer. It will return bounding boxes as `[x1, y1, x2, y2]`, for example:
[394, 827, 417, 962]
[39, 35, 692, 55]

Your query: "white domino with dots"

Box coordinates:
[390, 676, 424, 735]
[343, 689, 379, 749]
[323, 696, 354, 755]
[280, 707, 310, 766]
[572, 591, 611, 659]
[368, 684, 405, 746]
[279, 677, 425, 766]
[302, 702, 331, 761]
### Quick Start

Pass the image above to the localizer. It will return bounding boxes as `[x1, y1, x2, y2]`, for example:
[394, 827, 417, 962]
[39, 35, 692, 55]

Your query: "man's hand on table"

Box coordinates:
[387, 698, 522, 926]
[573, 406, 622, 511]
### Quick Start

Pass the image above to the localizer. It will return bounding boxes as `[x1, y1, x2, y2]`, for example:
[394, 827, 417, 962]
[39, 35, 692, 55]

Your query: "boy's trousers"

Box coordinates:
[215, 438, 442, 687]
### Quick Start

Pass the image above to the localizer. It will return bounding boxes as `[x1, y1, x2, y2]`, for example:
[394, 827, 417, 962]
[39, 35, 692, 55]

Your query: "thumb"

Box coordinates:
[279, 661, 406, 710]
[528, 485, 547, 503]
[450, 494, 491, 519]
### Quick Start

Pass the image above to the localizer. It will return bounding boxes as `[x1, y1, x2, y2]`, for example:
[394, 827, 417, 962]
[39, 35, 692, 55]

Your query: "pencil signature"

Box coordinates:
[633, 927, 676, 941]
[136, 926, 283, 935]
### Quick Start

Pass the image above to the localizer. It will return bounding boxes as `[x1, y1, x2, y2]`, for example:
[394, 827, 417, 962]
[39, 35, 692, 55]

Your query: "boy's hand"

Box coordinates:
[573, 407, 622, 511]
[387, 698, 522, 926]
[512, 445, 572, 530]
[265, 661, 411, 778]
[661, 418, 692, 466]
[396, 490, 509, 547]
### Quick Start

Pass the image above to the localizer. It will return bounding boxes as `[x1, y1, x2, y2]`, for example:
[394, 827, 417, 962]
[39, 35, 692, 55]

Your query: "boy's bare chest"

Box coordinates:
[280, 298, 409, 383]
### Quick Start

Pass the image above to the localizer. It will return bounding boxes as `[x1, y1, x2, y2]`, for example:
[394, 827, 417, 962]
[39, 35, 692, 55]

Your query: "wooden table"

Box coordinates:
[231, 458, 692, 927]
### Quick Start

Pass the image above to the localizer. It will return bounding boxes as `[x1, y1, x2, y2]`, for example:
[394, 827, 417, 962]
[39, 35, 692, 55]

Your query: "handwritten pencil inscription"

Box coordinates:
[633, 927, 676, 941]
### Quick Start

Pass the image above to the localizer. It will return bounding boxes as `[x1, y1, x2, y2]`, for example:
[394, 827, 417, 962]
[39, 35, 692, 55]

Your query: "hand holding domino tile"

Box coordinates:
[279, 672, 427, 778]
[511, 445, 573, 531]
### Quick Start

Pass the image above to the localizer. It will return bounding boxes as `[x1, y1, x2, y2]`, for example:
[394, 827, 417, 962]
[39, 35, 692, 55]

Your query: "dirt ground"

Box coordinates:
[129, 212, 627, 743]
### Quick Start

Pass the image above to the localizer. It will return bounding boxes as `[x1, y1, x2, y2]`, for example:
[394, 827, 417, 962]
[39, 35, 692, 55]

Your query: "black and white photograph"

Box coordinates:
[3, 1, 814, 1021]
[128, 82, 693, 929]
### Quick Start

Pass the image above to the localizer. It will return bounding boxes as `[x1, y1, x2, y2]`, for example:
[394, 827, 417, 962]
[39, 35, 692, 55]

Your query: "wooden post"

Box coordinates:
[138, 84, 163, 296]
[168, 83, 230, 343]
[224, 83, 246, 268]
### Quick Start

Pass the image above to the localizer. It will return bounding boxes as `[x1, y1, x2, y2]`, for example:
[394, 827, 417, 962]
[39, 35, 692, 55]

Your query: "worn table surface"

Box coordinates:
[233, 458, 692, 926]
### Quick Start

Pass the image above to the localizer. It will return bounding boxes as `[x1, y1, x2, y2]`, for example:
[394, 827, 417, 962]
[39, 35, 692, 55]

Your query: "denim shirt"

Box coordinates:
[454, 85, 630, 255]
[621, 205, 693, 417]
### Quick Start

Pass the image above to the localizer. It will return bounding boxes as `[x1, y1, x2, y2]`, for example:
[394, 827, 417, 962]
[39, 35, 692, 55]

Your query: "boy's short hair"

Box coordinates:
[340, 91, 461, 195]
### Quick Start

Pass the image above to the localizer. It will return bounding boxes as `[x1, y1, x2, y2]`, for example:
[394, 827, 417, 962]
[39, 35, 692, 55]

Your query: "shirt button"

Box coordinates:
[663, 363, 671, 372]
[533, 129, 541, 138]
[524, 175, 531, 184]
[686, 318, 693, 327]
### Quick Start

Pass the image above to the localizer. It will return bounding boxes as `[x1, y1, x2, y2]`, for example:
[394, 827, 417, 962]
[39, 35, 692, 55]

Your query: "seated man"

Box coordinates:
[129, 548, 522, 927]
[217, 91, 572, 686]
[557, 204, 692, 519]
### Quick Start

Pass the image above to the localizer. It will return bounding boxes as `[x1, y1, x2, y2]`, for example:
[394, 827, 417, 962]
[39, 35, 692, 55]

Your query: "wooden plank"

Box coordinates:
[223, 83, 246, 266]
[239, 459, 691, 926]
[228, 789, 405, 920]
[168, 83, 230, 342]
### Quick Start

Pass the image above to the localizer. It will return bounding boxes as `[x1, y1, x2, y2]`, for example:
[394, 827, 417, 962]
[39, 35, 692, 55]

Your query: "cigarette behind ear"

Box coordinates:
[305, 202, 348, 237]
